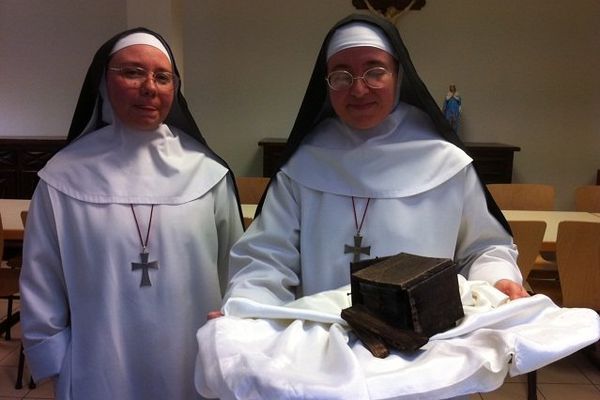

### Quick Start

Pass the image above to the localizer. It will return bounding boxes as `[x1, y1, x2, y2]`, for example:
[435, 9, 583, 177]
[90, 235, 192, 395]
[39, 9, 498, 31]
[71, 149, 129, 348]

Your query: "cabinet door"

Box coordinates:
[0, 138, 66, 199]
[21, 150, 55, 198]
[0, 171, 18, 198]
[0, 149, 19, 197]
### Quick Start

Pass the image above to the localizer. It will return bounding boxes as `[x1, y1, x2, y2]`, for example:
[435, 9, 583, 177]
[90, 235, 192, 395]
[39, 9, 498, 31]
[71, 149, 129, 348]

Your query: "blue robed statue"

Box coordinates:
[443, 84, 461, 134]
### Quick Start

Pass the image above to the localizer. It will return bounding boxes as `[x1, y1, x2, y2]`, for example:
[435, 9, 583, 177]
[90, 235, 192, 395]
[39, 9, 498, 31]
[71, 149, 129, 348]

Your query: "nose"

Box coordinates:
[139, 75, 158, 95]
[349, 77, 370, 97]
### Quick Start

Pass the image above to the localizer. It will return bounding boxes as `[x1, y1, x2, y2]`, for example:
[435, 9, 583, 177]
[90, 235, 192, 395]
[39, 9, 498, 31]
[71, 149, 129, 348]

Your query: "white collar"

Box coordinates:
[40, 122, 227, 204]
[281, 103, 472, 198]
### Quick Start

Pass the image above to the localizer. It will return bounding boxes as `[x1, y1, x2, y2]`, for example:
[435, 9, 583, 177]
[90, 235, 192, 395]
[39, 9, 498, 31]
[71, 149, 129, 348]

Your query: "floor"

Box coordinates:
[1, 299, 598, 400]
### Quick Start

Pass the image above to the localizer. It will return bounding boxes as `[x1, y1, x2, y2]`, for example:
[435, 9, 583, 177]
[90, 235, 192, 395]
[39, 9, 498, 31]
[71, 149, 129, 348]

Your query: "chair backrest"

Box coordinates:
[0, 268, 20, 297]
[575, 185, 600, 212]
[508, 220, 547, 280]
[0, 213, 19, 297]
[0, 212, 4, 261]
[235, 177, 270, 229]
[236, 177, 270, 205]
[556, 221, 600, 310]
[487, 183, 555, 210]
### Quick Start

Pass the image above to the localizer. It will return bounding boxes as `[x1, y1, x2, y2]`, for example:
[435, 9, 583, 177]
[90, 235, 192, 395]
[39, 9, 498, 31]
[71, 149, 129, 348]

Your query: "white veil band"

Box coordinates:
[326, 22, 396, 60]
[110, 32, 171, 63]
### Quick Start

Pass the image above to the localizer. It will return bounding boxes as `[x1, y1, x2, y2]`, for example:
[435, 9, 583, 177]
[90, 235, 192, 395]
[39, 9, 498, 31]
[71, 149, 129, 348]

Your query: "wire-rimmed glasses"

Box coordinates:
[107, 65, 179, 91]
[326, 66, 392, 91]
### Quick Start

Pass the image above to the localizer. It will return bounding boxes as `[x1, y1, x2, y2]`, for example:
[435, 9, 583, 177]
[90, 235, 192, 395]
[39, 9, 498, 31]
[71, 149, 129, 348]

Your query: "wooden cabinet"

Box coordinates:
[465, 142, 521, 184]
[0, 137, 66, 199]
[258, 138, 288, 178]
[258, 138, 520, 184]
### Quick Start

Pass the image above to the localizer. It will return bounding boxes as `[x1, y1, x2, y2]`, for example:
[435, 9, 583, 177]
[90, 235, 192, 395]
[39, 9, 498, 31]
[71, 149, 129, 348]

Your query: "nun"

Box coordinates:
[225, 14, 528, 307]
[19, 28, 243, 399]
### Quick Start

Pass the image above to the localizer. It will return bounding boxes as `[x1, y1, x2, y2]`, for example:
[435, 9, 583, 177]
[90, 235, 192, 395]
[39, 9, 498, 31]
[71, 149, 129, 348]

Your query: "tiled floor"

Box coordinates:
[1, 300, 598, 400]
[0, 301, 53, 399]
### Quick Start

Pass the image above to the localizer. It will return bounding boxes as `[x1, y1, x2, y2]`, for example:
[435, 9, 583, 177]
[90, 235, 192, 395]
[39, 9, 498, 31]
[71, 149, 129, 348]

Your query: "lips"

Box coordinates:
[348, 101, 377, 111]
[135, 104, 158, 111]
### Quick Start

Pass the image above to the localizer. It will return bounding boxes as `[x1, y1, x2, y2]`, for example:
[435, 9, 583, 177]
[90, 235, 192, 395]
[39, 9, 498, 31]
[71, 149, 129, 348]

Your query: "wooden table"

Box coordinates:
[0, 199, 29, 241]
[0, 200, 259, 241]
[242, 204, 258, 219]
[502, 210, 600, 251]
[11, 201, 593, 252]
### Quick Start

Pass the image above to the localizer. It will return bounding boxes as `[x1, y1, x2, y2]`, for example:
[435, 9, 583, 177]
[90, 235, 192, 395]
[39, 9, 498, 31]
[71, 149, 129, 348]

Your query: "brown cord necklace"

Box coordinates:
[344, 197, 372, 262]
[130, 204, 159, 287]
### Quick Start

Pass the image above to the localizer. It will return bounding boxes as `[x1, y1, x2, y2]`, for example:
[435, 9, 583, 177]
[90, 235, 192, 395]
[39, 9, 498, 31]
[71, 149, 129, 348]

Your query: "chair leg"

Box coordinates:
[15, 342, 36, 390]
[5, 297, 13, 340]
[527, 370, 537, 400]
[15, 343, 25, 389]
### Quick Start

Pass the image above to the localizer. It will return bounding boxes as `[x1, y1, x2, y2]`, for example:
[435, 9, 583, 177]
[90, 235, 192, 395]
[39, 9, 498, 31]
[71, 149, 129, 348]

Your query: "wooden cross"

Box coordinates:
[344, 234, 371, 262]
[131, 251, 159, 287]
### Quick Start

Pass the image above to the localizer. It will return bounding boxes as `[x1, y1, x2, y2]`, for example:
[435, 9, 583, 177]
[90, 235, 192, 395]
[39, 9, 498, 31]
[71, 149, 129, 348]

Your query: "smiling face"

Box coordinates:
[106, 44, 175, 131]
[327, 46, 398, 130]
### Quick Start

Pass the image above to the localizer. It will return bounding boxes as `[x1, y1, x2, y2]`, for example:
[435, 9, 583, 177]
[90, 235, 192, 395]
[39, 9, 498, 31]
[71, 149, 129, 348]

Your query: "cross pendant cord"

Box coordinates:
[131, 204, 154, 251]
[131, 204, 159, 287]
[344, 197, 372, 262]
[352, 196, 371, 234]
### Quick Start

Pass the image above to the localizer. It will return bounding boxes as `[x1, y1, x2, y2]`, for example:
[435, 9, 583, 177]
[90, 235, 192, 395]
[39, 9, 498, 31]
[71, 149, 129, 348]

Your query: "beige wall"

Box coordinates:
[1, 0, 599, 209]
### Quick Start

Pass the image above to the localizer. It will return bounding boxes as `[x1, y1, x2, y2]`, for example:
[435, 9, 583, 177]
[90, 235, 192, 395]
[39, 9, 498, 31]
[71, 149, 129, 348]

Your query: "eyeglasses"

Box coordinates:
[326, 66, 393, 91]
[107, 66, 179, 91]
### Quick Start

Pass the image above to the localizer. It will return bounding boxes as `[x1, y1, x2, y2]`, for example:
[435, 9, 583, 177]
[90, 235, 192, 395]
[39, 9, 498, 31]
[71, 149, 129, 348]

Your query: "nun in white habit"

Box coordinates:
[224, 14, 527, 307]
[19, 28, 243, 399]
[192, 15, 600, 400]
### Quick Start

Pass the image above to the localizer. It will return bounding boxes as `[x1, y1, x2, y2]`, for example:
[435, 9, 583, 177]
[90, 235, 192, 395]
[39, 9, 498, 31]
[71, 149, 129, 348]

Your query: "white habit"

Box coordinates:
[20, 123, 243, 399]
[225, 103, 522, 305]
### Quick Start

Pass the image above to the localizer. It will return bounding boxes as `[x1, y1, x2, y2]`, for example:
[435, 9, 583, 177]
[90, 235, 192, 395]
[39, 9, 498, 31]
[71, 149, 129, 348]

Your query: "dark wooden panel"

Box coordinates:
[258, 138, 520, 184]
[0, 171, 18, 198]
[0, 137, 66, 198]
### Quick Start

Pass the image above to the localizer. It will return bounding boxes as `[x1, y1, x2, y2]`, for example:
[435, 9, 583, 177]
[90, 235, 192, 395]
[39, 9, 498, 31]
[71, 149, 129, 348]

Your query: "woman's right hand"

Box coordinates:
[207, 310, 224, 320]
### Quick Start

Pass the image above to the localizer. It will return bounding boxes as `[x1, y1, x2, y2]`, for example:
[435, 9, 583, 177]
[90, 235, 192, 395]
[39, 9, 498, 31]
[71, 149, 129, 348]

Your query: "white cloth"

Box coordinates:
[196, 277, 600, 399]
[225, 104, 521, 305]
[20, 125, 243, 399]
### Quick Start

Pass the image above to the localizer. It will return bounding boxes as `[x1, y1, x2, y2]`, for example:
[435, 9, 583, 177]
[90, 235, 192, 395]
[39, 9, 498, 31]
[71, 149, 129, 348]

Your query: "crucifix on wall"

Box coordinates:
[352, 0, 426, 24]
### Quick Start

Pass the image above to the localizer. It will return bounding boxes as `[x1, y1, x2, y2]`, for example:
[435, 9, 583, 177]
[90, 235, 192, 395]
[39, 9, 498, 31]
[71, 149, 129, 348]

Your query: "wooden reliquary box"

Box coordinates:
[341, 252, 464, 357]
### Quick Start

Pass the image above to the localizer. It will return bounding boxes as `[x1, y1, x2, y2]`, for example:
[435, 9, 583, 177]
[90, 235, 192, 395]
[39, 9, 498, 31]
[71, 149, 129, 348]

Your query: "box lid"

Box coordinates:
[352, 252, 455, 289]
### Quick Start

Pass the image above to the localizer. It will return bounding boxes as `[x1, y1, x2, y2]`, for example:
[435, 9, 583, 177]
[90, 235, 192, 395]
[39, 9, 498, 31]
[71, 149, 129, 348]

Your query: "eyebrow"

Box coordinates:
[110, 62, 173, 73]
[328, 60, 389, 72]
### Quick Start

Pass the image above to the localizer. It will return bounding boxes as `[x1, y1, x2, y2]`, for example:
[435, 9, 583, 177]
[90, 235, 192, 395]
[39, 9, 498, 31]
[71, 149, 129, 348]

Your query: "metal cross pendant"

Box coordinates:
[344, 234, 371, 262]
[131, 251, 159, 287]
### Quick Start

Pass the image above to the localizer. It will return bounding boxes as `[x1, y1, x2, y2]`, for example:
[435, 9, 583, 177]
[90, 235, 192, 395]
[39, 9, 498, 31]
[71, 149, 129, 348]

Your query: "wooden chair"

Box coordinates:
[508, 220, 546, 288]
[0, 212, 15, 339]
[0, 211, 34, 390]
[487, 183, 555, 211]
[575, 185, 600, 212]
[235, 177, 269, 229]
[556, 221, 600, 310]
[508, 220, 546, 400]
[488, 184, 557, 278]
[555, 220, 600, 369]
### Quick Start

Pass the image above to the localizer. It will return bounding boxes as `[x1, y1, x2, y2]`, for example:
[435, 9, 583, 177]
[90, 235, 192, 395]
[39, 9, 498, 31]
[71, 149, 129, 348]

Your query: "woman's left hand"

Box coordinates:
[494, 279, 530, 300]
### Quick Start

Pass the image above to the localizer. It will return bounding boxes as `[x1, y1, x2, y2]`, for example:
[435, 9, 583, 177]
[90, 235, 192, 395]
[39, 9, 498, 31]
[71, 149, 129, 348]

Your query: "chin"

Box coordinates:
[342, 111, 388, 130]
[346, 118, 381, 130]
[130, 120, 162, 131]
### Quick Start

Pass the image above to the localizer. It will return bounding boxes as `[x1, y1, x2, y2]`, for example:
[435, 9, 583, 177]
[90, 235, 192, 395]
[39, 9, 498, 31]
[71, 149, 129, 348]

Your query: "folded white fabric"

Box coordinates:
[195, 276, 600, 400]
